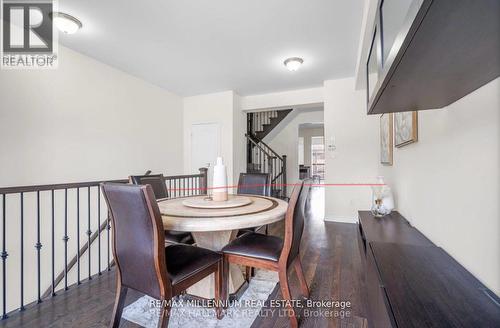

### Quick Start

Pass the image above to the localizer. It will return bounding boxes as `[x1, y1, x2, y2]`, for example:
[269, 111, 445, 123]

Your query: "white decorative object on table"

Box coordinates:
[182, 195, 252, 209]
[212, 156, 228, 201]
[371, 176, 395, 217]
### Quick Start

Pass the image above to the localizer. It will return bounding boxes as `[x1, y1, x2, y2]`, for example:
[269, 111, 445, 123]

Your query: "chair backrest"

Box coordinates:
[129, 174, 168, 199]
[101, 183, 170, 299]
[237, 173, 271, 197]
[279, 180, 310, 267]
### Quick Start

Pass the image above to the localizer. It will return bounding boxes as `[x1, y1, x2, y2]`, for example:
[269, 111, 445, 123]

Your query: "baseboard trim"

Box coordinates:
[324, 216, 358, 224]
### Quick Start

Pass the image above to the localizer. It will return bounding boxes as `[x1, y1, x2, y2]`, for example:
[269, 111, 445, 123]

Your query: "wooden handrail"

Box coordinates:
[254, 136, 283, 161]
[0, 174, 205, 195]
[0, 179, 128, 195]
[245, 134, 274, 158]
[164, 173, 204, 180]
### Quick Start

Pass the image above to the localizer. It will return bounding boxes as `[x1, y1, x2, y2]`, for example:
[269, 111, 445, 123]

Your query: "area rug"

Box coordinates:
[122, 270, 279, 328]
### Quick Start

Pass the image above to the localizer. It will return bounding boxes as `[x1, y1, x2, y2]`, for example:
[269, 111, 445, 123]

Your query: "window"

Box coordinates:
[311, 136, 325, 180]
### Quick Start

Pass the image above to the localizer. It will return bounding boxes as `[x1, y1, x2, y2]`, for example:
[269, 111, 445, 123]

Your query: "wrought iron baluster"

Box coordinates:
[2, 194, 8, 318]
[107, 211, 110, 271]
[97, 187, 101, 275]
[63, 189, 68, 290]
[76, 188, 80, 284]
[20, 193, 24, 311]
[35, 191, 42, 303]
[87, 187, 92, 280]
[51, 190, 56, 296]
[259, 147, 262, 172]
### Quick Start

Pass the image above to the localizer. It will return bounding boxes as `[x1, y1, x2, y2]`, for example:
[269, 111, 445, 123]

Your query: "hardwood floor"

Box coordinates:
[252, 187, 368, 328]
[0, 187, 368, 327]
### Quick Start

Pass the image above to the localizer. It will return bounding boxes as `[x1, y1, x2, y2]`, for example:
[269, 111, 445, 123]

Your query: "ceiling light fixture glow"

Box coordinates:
[51, 12, 82, 34]
[284, 57, 304, 71]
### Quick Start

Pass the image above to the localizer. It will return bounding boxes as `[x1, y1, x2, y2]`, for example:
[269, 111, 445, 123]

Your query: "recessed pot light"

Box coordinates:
[284, 57, 304, 71]
[51, 12, 82, 34]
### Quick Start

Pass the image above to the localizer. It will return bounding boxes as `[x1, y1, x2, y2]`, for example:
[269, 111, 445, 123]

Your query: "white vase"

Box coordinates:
[212, 157, 228, 201]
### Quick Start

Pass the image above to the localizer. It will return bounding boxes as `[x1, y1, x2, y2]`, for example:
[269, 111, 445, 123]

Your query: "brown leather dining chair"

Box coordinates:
[222, 180, 310, 328]
[130, 174, 194, 245]
[237, 172, 271, 196]
[237, 172, 271, 236]
[101, 183, 223, 328]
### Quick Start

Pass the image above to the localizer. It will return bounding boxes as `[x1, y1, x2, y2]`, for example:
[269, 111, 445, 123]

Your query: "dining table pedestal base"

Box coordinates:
[186, 230, 246, 299]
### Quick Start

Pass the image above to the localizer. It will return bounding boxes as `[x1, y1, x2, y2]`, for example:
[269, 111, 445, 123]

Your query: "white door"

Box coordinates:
[191, 123, 220, 175]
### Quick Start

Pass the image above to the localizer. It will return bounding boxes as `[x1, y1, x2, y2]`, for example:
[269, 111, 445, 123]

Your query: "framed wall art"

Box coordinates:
[395, 111, 418, 147]
[380, 113, 393, 165]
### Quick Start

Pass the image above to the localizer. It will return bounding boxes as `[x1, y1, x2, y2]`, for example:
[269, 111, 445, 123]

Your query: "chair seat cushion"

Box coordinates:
[222, 232, 283, 262]
[165, 230, 194, 244]
[165, 244, 221, 285]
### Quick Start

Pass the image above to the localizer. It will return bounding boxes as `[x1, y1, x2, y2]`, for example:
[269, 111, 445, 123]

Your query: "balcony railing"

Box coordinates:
[0, 168, 208, 318]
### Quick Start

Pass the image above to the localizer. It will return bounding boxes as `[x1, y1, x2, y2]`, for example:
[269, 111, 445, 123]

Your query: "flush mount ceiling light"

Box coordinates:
[284, 57, 304, 71]
[51, 12, 82, 34]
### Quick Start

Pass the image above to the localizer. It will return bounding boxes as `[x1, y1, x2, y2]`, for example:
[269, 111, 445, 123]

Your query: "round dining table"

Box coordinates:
[158, 194, 288, 299]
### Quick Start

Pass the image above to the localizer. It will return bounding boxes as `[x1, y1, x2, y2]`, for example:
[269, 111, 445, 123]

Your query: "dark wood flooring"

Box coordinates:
[0, 188, 368, 327]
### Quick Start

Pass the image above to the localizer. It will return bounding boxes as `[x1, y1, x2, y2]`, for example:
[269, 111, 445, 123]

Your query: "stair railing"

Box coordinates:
[0, 168, 208, 318]
[245, 134, 287, 198]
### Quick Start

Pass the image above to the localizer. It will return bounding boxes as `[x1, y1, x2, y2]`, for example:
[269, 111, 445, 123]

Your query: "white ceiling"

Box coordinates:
[58, 0, 364, 96]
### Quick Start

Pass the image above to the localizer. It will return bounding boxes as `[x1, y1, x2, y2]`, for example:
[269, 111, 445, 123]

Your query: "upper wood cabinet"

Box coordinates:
[366, 0, 500, 115]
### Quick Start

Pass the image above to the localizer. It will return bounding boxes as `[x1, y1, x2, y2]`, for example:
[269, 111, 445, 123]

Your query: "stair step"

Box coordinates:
[250, 109, 293, 140]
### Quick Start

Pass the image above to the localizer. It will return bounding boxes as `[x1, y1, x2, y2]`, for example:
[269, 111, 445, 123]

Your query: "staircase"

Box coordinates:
[246, 109, 293, 199]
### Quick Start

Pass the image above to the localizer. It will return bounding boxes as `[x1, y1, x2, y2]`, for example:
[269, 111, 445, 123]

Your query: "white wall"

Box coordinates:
[323, 77, 379, 222]
[0, 46, 184, 186]
[264, 108, 324, 194]
[0, 45, 184, 313]
[379, 78, 500, 294]
[233, 93, 247, 185]
[183, 91, 244, 187]
[240, 87, 323, 111]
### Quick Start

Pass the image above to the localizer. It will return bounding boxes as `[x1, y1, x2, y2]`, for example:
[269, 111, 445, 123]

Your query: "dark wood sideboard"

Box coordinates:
[358, 211, 500, 328]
